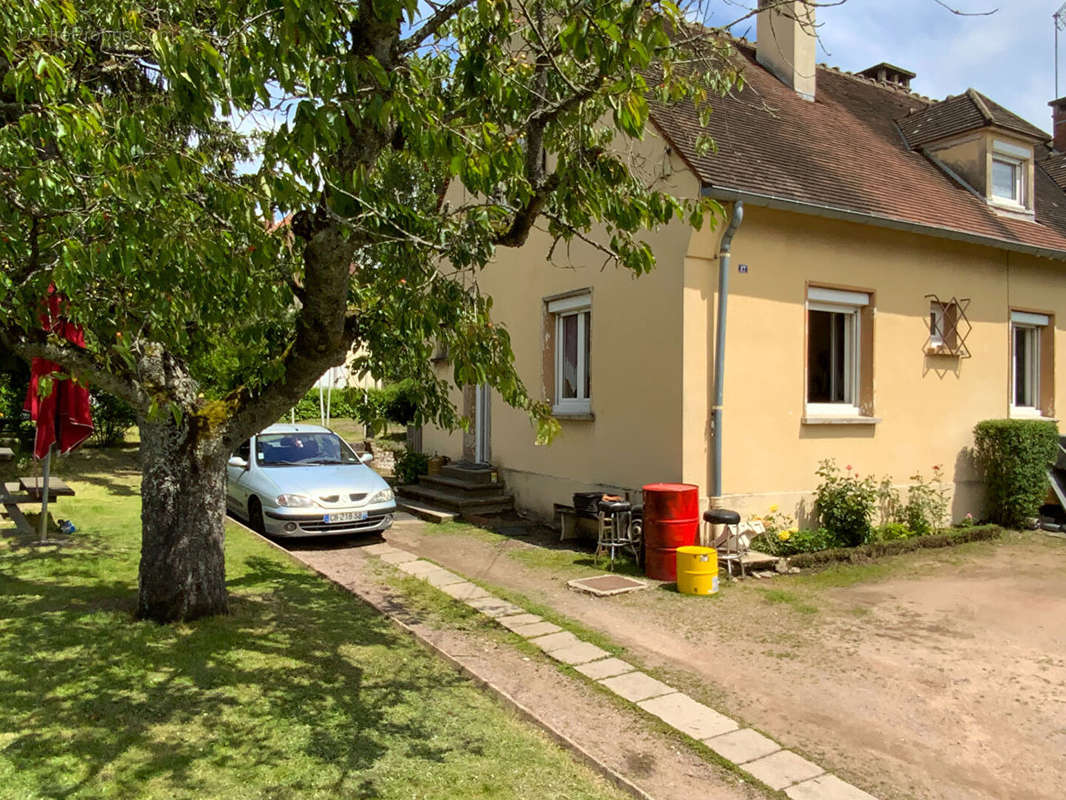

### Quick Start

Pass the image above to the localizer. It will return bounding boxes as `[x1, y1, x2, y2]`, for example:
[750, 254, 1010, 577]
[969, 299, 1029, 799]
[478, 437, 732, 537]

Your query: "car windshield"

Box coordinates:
[255, 432, 359, 466]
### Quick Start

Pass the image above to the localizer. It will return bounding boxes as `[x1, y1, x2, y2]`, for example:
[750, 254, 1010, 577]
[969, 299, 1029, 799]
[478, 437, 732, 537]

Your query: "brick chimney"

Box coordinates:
[756, 0, 816, 102]
[1050, 97, 1066, 152]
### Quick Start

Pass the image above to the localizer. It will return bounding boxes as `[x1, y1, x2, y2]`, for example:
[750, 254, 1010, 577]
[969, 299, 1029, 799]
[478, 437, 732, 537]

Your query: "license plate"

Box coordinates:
[324, 511, 368, 524]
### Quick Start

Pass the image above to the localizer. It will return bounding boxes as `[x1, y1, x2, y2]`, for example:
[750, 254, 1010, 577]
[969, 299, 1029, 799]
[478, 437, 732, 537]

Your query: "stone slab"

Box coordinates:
[704, 728, 781, 764]
[439, 581, 491, 601]
[742, 750, 824, 791]
[511, 621, 562, 638]
[785, 774, 878, 800]
[598, 672, 675, 703]
[379, 549, 418, 564]
[397, 559, 441, 576]
[637, 692, 738, 740]
[546, 641, 610, 666]
[422, 568, 466, 587]
[574, 657, 636, 680]
[465, 597, 522, 617]
[528, 631, 580, 652]
[496, 613, 544, 631]
[362, 542, 398, 556]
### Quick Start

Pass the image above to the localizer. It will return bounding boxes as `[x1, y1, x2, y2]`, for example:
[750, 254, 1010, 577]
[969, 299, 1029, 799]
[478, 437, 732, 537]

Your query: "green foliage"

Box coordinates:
[973, 419, 1059, 527]
[0, 361, 33, 447]
[814, 460, 877, 547]
[394, 449, 429, 485]
[902, 466, 950, 536]
[752, 527, 842, 557]
[868, 522, 913, 543]
[88, 390, 137, 447]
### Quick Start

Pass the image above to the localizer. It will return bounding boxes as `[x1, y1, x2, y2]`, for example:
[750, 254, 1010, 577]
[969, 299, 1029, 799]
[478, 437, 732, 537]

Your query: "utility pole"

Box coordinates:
[1056, 3, 1066, 98]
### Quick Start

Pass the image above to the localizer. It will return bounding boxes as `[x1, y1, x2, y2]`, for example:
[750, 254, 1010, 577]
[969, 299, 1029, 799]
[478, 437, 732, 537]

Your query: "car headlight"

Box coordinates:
[276, 493, 314, 508]
[370, 488, 394, 504]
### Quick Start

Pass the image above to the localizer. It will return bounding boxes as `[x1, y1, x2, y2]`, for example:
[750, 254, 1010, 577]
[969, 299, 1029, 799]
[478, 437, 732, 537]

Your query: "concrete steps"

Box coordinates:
[396, 462, 515, 520]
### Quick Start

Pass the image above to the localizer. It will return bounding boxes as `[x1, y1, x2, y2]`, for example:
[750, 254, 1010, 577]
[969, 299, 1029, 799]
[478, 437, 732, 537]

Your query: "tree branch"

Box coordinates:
[398, 0, 479, 53]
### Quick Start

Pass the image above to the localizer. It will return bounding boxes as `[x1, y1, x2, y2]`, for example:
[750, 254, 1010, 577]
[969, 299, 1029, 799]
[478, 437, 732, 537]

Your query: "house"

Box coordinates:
[416, 3, 1066, 524]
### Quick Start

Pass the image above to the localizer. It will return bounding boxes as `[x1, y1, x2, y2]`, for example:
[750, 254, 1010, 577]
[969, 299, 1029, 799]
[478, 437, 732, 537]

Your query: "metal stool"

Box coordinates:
[703, 508, 746, 578]
[597, 499, 640, 569]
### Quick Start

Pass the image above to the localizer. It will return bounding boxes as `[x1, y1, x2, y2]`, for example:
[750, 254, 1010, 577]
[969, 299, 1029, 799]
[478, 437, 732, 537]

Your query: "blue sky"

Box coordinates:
[715, 0, 1063, 132]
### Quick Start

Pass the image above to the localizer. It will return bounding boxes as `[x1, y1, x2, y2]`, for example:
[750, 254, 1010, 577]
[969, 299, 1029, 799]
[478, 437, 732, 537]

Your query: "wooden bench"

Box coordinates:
[0, 484, 33, 535]
[17, 477, 75, 501]
[0, 447, 14, 462]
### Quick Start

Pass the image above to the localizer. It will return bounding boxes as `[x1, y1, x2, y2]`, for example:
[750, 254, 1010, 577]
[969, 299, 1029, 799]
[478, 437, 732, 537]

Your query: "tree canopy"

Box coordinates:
[0, 0, 764, 620]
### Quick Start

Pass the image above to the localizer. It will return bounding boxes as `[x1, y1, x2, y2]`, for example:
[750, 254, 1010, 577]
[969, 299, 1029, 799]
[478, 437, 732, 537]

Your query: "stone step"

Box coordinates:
[439, 463, 500, 485]
[396, 499, 458, 524]
[397, 483, 515, 513]
[419, 474, 506, 495]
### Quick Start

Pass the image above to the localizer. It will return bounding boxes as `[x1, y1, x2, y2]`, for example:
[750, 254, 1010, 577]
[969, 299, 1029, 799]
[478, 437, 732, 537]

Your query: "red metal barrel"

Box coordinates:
[642, 483, 700, 581]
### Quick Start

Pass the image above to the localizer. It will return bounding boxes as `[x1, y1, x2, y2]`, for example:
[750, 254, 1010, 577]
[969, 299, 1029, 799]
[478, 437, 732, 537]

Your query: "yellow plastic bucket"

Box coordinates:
[676, 546, 719, 596]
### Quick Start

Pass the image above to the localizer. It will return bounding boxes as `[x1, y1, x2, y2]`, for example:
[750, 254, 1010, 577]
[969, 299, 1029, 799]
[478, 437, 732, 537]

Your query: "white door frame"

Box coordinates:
[474, 384, 491, 464]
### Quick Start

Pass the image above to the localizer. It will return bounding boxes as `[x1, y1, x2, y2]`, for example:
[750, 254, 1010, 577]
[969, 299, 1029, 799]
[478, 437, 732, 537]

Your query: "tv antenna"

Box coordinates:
[1056, 3, 1066, 97]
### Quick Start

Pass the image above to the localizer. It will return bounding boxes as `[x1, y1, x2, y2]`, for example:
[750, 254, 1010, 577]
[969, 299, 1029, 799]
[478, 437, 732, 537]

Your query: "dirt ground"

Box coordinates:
[285, 535, 766, 800]
[376, 521, 1066, 800]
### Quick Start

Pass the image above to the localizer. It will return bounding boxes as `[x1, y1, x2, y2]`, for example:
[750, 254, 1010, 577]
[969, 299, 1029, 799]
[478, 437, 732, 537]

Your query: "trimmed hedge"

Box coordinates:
[787, 525, 1003, 569]
[973, 419, 1059, 528]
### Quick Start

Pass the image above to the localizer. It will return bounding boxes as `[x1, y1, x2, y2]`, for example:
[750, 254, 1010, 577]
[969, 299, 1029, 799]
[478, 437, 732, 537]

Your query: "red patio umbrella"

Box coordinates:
[23, 287, 93, 539]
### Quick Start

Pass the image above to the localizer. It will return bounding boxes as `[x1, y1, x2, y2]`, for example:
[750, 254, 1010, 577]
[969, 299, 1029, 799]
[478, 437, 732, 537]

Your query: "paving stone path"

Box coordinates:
[370, 541, 877, 800]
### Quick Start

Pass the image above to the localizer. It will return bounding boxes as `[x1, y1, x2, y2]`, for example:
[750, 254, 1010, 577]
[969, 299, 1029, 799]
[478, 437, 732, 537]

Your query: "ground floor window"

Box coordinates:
[1011, 310, 1052, 416]
[806, 286, 872, 417]
[547, 292, 591, 415]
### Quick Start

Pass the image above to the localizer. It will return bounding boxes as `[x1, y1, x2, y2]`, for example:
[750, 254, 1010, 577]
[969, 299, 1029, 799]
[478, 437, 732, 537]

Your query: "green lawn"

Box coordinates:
[0, 447, 625, 800]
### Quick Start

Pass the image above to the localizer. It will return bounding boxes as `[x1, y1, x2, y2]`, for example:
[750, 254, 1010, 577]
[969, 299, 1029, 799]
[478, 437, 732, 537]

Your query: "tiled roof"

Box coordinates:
[650, 43, 1066, 259]
[897, 89, 1049, 148]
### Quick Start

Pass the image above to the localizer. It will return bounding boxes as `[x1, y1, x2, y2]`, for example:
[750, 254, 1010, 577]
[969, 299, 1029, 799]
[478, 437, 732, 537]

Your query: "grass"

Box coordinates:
[0, 447, 627, 800]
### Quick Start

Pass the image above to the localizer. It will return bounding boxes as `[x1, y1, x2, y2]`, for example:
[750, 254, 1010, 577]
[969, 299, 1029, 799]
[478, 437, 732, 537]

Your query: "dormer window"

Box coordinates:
[989, 139, 1032, 212]
[991, 156, 1023, 203]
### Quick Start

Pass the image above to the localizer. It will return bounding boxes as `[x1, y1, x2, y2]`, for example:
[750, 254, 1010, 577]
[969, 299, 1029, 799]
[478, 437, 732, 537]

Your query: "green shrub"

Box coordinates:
[752, 527, 842, 556]
[869, 522, 912, 542]
[814, 459, 877, 547]
[973, 419, 1059, 528]
[89, 391, 137, 447]
[394, 449, 429, 484]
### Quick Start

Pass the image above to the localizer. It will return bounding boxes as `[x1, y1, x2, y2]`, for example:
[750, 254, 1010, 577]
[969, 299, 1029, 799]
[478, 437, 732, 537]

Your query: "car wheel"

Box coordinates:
[247, 496, 266, 534]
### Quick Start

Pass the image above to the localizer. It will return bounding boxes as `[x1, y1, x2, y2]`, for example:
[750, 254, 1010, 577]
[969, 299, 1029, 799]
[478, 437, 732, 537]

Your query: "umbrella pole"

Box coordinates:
[39, 445, 52, 542]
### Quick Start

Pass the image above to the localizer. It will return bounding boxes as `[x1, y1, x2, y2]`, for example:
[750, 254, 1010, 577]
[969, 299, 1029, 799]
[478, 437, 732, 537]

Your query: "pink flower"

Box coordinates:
[845, 464, 852, 471]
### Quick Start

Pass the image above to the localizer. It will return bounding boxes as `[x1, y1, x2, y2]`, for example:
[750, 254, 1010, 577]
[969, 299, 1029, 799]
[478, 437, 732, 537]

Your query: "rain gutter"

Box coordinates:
[700, 186, 1066, 263]
[710, 201, 743, 500]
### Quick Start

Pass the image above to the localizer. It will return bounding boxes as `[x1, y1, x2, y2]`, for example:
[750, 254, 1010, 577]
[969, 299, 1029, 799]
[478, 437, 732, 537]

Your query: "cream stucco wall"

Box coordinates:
[423, 149, 1065, 523]
[702, 205, 1063, 523]
[421, 131, 701, 514]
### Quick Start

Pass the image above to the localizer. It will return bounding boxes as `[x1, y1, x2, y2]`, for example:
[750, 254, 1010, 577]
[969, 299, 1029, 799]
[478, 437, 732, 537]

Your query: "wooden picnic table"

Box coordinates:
[0, 447, 13, 462]
[16, 477, 76, 501]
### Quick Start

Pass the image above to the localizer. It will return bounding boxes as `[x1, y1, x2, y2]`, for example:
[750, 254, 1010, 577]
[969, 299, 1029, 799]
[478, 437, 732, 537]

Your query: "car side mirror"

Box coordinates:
[359, 452, 374, 464]
[228, 456, 248, 469]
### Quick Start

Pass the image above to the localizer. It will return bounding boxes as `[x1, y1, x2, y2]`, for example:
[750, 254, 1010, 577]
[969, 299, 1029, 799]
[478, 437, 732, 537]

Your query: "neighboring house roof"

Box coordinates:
[897, 89, 1048, 149]
[650, 43, 1066, 259]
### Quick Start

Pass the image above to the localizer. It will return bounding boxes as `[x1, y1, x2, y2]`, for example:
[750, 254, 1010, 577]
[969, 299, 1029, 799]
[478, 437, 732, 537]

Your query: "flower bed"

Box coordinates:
[786, 525, 1003, 568]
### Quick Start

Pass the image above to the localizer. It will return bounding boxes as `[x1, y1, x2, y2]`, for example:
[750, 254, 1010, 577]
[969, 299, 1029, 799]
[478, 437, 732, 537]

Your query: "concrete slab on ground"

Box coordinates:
[511, 621, 562, 638]
[465, 596, 522, 617]
[397, 559, 441, 576]
[362, 543, 397, 556]
[704, 728, 781, 764]
[742, 750, 824, 791]
[528, 631, 581, 652]
[574, 658, 636, 680]
[637, 692, 739, 740]
[496, 613, 544, 631]
[422, 568, 467, 587]
[439, 581, 491, 601]
[598, 672, 675, 703]
[546, 641, 609, 666]
[379, 549, 418, 564]
[785, 774, 878, 800]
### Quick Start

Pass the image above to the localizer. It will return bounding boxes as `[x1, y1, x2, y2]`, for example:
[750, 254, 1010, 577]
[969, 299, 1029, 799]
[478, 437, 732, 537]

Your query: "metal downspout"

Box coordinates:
[711, 202, 744, 500]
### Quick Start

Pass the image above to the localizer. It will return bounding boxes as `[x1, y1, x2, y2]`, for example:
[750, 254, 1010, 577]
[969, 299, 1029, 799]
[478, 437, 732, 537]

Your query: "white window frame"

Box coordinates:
[929, 302, 946, 348]
[806, 287, 870, 417]
[991, 156, 1023, 204]
[990, 140, 1030, 209]
[548, 293, 591, 415]
[1010, 311, 1048, 416]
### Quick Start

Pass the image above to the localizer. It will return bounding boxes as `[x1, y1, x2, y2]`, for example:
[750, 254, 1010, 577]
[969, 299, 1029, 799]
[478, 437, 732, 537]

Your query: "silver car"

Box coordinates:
[226, 423, 396, 537]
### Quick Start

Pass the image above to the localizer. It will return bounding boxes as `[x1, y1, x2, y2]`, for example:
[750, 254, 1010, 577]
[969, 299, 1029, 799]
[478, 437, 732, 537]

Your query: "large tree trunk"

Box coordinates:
[136, 416, 229, 623]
